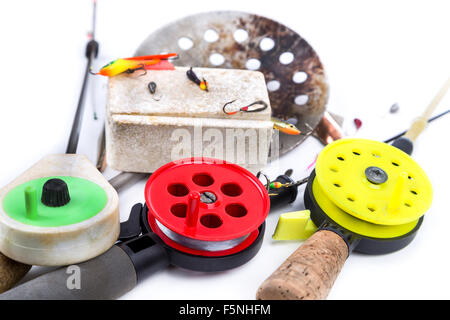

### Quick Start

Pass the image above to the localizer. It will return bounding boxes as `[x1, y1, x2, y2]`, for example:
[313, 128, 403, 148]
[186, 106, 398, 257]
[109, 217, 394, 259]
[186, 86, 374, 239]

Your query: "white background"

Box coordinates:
[0, 0, 449, 299]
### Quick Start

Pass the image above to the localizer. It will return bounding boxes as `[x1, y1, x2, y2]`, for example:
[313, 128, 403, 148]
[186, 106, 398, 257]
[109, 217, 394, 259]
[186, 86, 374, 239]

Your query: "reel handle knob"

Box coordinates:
[257, 230, 348, 300]
[186, 191, 201, 228]
[41, 178, 71, 207]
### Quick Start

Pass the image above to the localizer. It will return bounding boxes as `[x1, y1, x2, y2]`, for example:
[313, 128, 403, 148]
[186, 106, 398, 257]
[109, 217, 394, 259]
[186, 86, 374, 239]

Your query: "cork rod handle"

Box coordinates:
[0, 252, 31, 293]
[257, 230, 348, 300]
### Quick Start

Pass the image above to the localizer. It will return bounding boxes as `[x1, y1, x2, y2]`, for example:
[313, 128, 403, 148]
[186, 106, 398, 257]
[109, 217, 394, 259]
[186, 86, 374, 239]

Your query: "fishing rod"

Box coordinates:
[66, 0, 99, 154]
[384, 108, 450, 144]
[0, 0, 107, 294]
[387, 77, 450, 154]
[258, 77, 450, 300]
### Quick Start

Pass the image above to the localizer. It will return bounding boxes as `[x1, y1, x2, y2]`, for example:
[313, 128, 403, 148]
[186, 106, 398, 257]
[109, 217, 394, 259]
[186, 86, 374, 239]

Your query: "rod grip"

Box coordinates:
[257, 230, 348, 300]
[0, 252, 31, 293]
[0, 246, 137, 300]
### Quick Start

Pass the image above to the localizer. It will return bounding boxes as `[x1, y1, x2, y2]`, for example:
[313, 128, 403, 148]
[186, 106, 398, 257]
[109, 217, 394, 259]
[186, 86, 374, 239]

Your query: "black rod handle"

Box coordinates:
[0, 246, 136, 300]
[118, 233, 170, 283]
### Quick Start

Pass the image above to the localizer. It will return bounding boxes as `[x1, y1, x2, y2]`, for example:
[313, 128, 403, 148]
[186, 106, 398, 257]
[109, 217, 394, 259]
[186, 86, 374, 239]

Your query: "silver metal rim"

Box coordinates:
[155, 218, 249, 252]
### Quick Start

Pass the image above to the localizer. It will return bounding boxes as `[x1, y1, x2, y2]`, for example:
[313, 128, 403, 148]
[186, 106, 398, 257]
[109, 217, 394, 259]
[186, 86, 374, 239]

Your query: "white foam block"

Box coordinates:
[106, 67, 273, 174]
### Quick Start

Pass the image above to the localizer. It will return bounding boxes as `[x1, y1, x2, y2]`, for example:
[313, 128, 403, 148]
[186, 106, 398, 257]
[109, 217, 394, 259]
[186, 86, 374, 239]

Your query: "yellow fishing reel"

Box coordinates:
[304, 138, 433, 254]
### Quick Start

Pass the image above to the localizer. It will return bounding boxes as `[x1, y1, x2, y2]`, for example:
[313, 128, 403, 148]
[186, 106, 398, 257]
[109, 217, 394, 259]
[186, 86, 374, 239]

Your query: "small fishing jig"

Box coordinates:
[354, 118, 362, 130]
[148, 81, 162, 101]
[390, 103, 400, 114]
[256, 171, 308, 211]
[186, 67, 209, 91]
[148, 81, 157, 94]
[271, 118, 301, 135]
[91, 53, 178, 77]
[269, 181, 293, 189]
[257, 171, 307, 192]
[223, 100, 268, 115]
[258, 173, 308, 195]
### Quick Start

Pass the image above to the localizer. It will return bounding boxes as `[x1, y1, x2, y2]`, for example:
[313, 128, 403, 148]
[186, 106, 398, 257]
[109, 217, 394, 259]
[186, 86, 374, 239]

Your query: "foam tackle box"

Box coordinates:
[106, 67, 273, 174]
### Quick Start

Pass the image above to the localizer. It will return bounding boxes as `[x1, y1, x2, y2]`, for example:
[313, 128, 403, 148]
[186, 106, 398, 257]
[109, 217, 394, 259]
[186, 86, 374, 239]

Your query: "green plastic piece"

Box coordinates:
[24, 186, 38, 219]
[3, 176, 107, 227]
[272, 210, 317, 241]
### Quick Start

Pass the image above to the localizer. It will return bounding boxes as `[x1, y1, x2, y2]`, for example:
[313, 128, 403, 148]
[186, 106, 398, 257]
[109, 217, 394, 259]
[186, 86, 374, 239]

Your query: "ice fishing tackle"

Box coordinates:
[271, 118, 301, 135]
[147, 81, 162, 101]
[91, 53, 178, 77]
[222, 100, 268, 115]
[256, 170, 308, 210]
[186, 67, 209, 91]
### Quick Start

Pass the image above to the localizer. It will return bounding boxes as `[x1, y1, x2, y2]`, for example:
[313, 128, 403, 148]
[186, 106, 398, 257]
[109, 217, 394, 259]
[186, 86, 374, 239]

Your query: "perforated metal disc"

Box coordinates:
[135, 11, 328, 156]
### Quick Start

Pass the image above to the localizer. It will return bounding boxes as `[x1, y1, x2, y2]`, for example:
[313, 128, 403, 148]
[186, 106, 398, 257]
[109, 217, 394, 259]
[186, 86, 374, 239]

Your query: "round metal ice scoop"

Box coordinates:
[136, 11, 331, 156]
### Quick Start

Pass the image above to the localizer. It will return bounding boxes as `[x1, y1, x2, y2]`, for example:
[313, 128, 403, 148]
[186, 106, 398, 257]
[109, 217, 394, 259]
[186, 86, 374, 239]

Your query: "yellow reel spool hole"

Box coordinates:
[315, 138, 432, 226]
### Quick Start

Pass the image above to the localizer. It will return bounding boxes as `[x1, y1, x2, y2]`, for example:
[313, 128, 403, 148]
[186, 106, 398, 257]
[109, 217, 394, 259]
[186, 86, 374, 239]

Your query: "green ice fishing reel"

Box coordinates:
[0, 154, 119, 266]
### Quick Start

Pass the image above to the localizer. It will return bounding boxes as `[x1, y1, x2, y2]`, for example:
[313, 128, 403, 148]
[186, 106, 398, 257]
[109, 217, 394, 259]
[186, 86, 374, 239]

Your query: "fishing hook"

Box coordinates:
[223, 100, 268, 115]
[126, 64, 147, 76]
[256, 171, 271, 192]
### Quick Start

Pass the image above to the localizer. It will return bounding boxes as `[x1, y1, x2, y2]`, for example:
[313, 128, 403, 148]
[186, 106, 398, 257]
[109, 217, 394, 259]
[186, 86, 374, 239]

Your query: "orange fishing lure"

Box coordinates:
[92, 53, 178, 77]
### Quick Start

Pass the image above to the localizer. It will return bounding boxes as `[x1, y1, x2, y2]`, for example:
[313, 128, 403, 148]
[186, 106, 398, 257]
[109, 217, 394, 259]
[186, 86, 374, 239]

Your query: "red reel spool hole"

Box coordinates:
[144, 158, 270, 257]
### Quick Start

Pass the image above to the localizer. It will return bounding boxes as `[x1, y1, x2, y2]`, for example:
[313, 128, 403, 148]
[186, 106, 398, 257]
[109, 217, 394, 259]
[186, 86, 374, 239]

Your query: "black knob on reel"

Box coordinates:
[41, 178, 71, 207]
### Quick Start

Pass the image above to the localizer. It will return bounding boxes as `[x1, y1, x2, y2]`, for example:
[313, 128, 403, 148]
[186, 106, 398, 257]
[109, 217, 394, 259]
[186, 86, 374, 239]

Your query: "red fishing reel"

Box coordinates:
[114, 158, 270, 277]
[144, 158, 269, 258]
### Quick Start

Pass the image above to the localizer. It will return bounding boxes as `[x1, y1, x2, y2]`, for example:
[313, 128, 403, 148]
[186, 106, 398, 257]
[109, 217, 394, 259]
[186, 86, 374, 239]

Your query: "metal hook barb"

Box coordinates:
[256, 171, 271, 192]
[223, 100, 238, 115]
